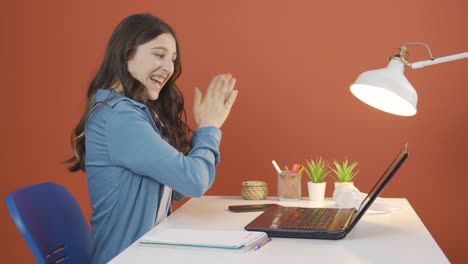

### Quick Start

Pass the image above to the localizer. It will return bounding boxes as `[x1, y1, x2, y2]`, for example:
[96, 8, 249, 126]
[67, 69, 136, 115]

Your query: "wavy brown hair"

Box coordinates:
[67, 14, 192, 172]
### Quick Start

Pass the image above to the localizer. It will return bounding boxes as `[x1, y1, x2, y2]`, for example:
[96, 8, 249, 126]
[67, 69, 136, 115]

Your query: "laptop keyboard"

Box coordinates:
[281, 208, 338, 230]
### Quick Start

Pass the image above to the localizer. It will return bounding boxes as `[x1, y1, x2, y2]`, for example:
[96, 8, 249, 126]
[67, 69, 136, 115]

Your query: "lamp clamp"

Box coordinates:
[388, 42, 434, 68]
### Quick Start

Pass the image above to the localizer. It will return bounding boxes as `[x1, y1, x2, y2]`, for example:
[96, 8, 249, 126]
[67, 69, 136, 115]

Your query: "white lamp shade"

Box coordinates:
[350, 59, 418, 116]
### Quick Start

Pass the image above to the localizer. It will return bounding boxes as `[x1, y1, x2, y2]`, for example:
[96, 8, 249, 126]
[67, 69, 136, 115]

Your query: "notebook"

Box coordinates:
[139, 228, 269, 253]
[245, 144, 409, 240]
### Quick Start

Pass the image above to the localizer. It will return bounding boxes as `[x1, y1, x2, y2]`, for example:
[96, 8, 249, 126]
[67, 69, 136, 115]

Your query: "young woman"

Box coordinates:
[67, 13, 238, 264]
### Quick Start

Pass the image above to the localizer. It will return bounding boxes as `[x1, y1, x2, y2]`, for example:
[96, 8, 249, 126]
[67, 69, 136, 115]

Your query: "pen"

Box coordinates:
[254, 237, 272, 250]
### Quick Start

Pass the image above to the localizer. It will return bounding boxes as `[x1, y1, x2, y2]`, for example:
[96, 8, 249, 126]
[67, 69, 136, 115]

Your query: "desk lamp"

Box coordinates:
[350, 42, 468, 116]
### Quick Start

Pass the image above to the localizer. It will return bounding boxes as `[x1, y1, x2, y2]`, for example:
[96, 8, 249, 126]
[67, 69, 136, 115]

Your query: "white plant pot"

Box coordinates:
[333, 182, 355, 201]
[307, 182, 326, 201]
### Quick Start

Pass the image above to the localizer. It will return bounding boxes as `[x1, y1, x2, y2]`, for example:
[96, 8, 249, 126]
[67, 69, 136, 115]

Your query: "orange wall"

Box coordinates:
[2, 0, 467, 262]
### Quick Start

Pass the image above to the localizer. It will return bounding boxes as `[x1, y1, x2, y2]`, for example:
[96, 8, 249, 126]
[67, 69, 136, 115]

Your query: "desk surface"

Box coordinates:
[109, 196, 449, 264]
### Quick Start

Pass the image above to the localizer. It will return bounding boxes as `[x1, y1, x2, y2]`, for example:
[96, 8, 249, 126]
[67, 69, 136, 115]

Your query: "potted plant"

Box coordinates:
[330, 159, 359, 200]
[302, 157, 330, 201]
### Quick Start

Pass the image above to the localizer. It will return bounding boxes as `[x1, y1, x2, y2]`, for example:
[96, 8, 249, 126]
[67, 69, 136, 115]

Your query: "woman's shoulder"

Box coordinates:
[95, 89, 147, 113]
[97, 89, 145, 108]
[88, 89, 150, 125]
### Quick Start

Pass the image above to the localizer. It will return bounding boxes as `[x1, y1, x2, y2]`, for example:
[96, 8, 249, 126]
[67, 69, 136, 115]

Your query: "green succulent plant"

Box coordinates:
[303, 157, 330, 183]
[330, 159, 359, 182]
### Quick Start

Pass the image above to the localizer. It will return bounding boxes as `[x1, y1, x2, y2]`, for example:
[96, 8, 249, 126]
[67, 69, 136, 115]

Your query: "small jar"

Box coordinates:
[241, 181, 268, 200]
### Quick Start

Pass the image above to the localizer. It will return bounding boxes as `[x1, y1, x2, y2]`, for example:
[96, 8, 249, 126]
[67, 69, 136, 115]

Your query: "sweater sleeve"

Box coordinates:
[105, 104, 221, 197]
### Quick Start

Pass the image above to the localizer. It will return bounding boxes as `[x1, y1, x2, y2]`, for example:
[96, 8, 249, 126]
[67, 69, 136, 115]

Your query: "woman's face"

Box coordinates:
[127, 33, 177, 101]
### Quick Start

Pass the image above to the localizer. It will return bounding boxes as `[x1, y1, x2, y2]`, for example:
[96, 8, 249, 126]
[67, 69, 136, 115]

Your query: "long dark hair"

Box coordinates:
[67, 13, 192, 172]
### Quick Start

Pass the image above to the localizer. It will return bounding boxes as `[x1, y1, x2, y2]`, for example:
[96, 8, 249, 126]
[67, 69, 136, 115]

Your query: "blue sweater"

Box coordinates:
[85, 89, 221, 264]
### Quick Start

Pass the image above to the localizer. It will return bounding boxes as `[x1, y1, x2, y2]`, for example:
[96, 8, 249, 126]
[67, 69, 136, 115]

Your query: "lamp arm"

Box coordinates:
[403, 42, 434, 59]
[411, 52, 468, 69]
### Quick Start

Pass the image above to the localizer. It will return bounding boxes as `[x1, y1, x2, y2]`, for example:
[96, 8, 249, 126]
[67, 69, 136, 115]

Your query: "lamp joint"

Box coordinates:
[389, 46, 412, 67]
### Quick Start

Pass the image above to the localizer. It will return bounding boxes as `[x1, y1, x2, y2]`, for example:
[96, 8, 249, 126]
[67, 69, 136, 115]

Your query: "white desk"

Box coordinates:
[109, 196, 449, 264]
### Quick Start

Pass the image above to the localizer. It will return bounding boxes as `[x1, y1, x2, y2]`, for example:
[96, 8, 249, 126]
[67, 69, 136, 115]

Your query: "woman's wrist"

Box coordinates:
[197, 124, 220, 129]
[195, 126, 222, 136]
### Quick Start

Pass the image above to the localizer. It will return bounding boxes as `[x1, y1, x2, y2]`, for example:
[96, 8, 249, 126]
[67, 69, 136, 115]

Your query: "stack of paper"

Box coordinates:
[139, 228, 270, 253]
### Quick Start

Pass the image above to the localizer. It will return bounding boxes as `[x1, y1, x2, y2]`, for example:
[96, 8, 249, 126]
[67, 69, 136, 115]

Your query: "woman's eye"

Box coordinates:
[154, 53, 164, 59]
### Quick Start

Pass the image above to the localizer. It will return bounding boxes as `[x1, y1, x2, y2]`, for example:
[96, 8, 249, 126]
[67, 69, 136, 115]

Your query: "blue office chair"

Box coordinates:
[6, 182, 91, 264]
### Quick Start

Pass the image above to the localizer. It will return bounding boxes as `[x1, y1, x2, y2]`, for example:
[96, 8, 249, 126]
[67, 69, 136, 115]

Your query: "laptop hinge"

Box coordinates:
[342, 210, 358, 230]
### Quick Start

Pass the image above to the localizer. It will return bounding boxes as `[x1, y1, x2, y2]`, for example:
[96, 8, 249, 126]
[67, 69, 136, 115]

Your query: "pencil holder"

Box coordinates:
[277, 171, 302, 201]
[241, 181, 268, 200]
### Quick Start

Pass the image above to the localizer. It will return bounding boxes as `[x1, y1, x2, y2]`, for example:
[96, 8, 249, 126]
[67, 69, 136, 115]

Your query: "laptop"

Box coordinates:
[245, 144, 409, 240]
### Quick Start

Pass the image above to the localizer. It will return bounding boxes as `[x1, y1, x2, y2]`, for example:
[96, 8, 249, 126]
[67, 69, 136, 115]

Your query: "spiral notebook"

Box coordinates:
[139, 228, 269, 253]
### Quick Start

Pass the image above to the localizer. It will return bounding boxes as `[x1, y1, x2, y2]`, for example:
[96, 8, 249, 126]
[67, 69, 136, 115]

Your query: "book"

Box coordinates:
[139, 228, 270, 253]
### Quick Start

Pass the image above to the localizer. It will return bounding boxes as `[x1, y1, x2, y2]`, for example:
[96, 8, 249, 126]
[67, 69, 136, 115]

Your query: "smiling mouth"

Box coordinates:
[150, 76, 164, 87]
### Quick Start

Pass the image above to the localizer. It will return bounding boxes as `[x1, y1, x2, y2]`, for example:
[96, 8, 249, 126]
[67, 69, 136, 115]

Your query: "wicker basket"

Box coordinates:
[241, 181, 268, 200]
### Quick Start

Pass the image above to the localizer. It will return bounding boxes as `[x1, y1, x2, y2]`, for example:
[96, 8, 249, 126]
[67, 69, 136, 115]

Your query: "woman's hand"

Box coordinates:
[193, 73, 238, 129]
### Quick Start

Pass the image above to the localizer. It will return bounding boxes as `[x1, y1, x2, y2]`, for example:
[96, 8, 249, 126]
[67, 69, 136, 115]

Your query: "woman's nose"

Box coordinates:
[161, 58, 174, 73]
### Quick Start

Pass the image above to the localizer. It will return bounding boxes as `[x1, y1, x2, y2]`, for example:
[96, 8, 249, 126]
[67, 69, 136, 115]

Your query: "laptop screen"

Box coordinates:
[349, 144, 409, 230]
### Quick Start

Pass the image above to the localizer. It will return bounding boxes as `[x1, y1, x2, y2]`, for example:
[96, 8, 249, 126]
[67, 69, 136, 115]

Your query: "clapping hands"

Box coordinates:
[193, 74, 238, 129]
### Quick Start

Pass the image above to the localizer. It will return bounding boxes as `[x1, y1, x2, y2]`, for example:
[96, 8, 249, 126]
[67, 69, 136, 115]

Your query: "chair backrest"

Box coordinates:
[6, 182, 91, 264]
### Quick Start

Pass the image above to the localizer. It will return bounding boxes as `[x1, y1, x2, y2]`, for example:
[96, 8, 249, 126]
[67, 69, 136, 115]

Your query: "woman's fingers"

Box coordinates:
[193, 73, 238, 128]
[220, 74, 232, 95]
[193, 87, 202, 109]
[205, 75, 221, 99]
[206, 73, 234, 102]
[224, 90, 238, 111]
[217, 76, 228, 99]
[212, 74, 228, 99]
[225, 77, 236, 102]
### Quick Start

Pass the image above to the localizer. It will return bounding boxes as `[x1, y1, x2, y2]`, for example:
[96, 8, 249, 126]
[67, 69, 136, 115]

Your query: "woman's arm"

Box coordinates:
[106, 73, 238, 197]
[106, 105, 220, 197]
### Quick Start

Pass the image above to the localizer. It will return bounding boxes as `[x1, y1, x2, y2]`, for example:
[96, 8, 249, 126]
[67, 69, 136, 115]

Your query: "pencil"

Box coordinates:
[254, 237, 272, 250]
